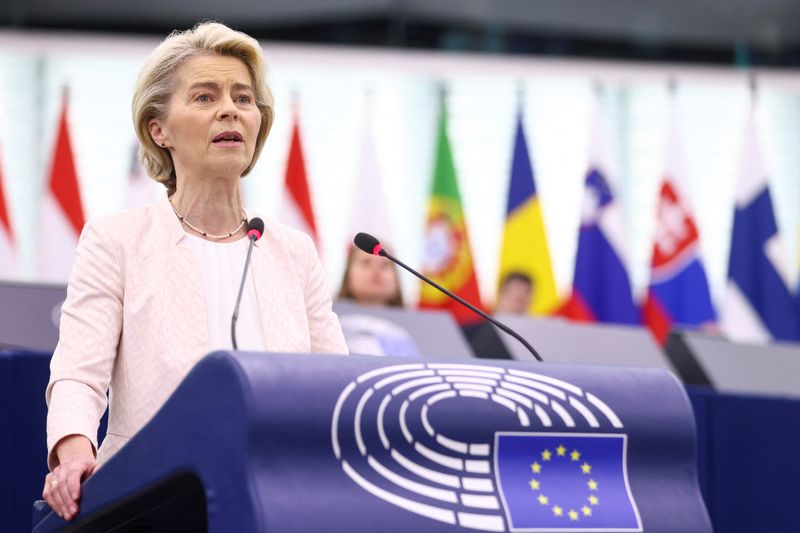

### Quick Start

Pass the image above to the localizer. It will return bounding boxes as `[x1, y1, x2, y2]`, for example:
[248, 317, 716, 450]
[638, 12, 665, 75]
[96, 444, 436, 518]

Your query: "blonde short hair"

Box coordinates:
[132, 22, 275, 191]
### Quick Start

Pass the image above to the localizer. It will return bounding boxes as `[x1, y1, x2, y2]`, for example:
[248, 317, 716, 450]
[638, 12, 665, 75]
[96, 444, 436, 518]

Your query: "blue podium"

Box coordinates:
[33, 352, 711, 532]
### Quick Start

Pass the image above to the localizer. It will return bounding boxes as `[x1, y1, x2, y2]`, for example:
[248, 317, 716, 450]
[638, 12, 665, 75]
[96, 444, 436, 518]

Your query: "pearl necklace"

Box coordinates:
[169, 200, 247, 240]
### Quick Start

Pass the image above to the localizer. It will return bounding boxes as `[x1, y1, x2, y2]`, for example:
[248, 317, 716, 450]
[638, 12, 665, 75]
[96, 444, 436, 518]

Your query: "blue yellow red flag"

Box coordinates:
[497, 113, 559, 315]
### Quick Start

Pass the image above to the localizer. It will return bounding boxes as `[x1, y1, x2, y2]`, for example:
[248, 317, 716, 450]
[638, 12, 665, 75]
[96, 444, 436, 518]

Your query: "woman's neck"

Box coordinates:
[170, 175, 245, 240]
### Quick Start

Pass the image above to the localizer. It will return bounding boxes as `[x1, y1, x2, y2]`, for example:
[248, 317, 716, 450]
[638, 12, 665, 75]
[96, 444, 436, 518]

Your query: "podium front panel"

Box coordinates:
[34, 352, 710, 533]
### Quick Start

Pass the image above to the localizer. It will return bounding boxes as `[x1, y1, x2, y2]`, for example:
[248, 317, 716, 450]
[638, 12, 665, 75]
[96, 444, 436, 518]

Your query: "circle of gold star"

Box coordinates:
[528, 444, 600, 522]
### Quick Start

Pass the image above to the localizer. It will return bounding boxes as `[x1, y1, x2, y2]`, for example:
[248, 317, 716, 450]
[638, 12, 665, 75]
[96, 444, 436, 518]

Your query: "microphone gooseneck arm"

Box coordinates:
[379, 248, 544, 362]
[231, 215, 265, 350]
[231, 235, 258, 350]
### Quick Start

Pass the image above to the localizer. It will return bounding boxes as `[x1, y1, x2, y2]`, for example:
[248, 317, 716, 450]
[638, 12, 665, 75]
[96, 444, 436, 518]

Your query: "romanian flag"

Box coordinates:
[497, 112, 559, 315]
[419, 99, 485, 324]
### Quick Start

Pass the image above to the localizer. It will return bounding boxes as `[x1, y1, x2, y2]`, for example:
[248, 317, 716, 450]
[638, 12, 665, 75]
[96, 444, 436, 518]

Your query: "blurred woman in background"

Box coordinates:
[338, 245, 404, 307]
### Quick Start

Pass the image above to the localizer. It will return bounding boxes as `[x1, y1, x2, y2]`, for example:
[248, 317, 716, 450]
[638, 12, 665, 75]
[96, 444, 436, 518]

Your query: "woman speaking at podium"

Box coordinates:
[41, 22, 348, 521]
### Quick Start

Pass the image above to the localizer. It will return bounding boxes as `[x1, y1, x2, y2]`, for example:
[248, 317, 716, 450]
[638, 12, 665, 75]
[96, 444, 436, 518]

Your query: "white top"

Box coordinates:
[185, 234, 267, 352]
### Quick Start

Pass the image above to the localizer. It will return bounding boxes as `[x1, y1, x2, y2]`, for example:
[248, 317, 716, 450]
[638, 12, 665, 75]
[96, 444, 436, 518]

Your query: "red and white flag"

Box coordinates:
[37, 89, 85, 281]
[279, 117, 318, 243]
[0, 147, 16, 278]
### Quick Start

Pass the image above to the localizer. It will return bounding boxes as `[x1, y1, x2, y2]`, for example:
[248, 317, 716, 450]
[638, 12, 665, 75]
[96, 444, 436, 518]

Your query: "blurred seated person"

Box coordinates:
[462, 272, 534, 360]
[338, 245, 404, 307]
[494, 272, 534, 315]
[337, 246, 423, 356]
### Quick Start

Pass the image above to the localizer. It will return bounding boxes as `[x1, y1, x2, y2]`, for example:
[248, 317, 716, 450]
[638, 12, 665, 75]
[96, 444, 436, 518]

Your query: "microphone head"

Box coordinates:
[247, 217, 265, 241]
[354, 232, 384, 256]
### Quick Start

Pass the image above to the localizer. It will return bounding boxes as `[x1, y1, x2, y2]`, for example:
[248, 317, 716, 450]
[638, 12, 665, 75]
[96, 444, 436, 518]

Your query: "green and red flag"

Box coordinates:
[419, 99, 485, 324]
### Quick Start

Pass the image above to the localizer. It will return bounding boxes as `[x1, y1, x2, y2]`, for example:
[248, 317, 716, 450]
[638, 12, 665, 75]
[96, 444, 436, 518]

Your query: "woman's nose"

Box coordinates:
[217, 95, 239, 120]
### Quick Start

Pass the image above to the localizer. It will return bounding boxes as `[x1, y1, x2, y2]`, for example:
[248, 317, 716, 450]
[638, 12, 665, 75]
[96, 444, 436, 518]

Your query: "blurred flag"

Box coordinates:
[125, 142, 162, 209]
[497, 111, 559, 315]
[0, 145, 16, 278]
[721, 113, 800, 342]
[561, 110, 638, 325]
[419, 98, 485, 324]
[642, 113, 716, 344]
[37, 89, 85, 281]
[348, 102, 392, 244]
[279, 116, 318, 242]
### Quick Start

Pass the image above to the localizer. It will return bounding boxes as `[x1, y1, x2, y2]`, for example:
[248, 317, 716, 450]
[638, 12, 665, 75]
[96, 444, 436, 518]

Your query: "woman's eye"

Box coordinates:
[236, 95, 252, 104]
[196, 94, 211, 103]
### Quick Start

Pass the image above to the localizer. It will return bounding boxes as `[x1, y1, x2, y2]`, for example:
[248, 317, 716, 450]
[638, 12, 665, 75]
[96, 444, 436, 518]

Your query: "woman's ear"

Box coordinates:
[148, 119, 168, 148]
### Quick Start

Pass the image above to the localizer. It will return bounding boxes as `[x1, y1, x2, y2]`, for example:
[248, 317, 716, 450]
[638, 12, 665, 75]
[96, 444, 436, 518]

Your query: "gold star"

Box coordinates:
[538, 494, 549, 505]
[568, 509, 579, 521]
[582, 506, 592, 516]
[552, 505, 563, 517]
[588, 495, 599, 506]
[588, 479, 598, 490]
[530, 462, 542, 474]
[541, 449, 552, 461]
[556, 445, 567, 456]
[571, 450, 581, 461]
[529, 479, 540, 490]
[581, 462, 592, 474]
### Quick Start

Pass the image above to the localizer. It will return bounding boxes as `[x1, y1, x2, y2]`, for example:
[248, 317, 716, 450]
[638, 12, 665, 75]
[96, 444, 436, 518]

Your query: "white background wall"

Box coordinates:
[0, 31, 799, 312]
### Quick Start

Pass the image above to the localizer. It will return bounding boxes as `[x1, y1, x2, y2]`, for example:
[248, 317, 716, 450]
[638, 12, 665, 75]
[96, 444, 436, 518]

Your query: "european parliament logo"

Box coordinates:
[332, 363, 643, 532]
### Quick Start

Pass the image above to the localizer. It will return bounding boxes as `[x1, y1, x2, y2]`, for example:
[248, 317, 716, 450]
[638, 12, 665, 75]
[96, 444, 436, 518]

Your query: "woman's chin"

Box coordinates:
[204, 157, 250, 178]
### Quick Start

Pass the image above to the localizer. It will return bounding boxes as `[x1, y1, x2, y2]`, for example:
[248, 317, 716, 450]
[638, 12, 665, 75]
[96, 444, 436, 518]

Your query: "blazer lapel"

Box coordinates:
[247, 218, 307, 353]
[156, 195, 209, 361]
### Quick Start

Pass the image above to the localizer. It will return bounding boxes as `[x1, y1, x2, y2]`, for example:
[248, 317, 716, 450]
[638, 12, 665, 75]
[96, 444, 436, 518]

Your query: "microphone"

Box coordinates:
[231, 218, 265, 350]
[353, 232, 544, 362]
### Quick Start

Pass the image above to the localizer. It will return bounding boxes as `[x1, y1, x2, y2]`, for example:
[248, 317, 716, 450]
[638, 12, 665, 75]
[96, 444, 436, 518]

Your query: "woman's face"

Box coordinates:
[151, 54, 262, 181]
[347, 252, 400, 306]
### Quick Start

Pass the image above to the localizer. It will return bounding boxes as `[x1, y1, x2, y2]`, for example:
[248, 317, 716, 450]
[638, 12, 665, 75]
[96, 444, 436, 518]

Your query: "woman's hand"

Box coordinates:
[42, 435, 96, 521]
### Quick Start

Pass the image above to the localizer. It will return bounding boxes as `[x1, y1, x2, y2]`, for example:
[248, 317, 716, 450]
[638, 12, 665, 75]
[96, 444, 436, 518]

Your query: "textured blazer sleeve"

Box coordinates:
[302, 234, 348, 354]
[45, 220, 124, 470]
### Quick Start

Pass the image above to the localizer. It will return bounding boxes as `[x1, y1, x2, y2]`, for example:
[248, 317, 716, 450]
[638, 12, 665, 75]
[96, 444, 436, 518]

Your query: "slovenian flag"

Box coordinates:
[642, 112, 716, 344]
[497, 111, 559, 315]
[721, 112, 800, 342]
[419, 95, 485, 324]
[561, 109, 638, 325]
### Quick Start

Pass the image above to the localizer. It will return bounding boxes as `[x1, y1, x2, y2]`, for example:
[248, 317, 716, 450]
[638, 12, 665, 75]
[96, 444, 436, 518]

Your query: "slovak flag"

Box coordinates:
[37, 89, 85, 281]
[279, 111, 319, 243]
[642, 113, 717, 344]
[561, 109, 639, 325]
[721, 112, 800, 343]
[0, 145, 16, 278]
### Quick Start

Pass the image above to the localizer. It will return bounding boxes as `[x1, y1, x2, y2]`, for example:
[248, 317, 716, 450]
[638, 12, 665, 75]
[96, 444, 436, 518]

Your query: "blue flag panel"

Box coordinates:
[495, 432, 641, 532]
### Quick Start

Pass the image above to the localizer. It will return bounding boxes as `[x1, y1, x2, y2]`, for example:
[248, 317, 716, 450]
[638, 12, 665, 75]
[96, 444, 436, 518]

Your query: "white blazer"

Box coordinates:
[46, 195, 348, 470]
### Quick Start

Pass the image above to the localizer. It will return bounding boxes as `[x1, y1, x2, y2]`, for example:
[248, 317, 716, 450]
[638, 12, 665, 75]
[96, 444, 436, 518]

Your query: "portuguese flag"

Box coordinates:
[419, 99, 486, 324]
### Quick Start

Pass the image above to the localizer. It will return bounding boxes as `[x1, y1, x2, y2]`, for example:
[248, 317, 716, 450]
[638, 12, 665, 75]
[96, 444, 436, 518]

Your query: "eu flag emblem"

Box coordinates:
[494, 432, 642, 532]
